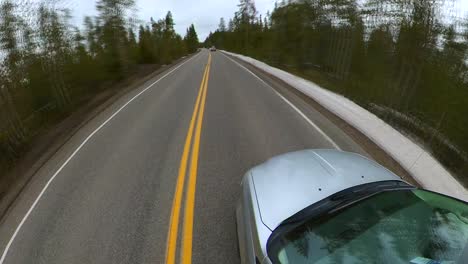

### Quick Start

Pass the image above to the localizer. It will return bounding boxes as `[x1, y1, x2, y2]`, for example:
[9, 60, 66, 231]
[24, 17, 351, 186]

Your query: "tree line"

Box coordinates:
[0, 0, 199, 168]
[205, 0, 468, 184]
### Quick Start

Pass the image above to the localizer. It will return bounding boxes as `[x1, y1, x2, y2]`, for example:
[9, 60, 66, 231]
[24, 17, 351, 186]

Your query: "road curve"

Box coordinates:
[0, 50, 368, 263]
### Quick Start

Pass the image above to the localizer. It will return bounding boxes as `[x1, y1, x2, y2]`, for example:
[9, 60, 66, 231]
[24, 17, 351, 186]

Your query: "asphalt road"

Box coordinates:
[0, 50, 368, 264]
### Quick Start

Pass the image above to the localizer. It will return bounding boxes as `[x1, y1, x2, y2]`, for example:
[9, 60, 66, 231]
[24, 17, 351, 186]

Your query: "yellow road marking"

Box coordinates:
[181, 54, 211, 264]
[165, 55, 210, 264]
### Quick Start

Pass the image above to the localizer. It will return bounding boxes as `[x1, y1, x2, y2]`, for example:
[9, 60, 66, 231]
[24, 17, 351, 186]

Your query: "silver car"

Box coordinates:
[236, 149, 468, 264]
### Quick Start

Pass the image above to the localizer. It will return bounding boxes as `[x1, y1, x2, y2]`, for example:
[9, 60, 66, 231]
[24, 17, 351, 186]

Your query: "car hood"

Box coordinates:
[249, 149, 403, 230]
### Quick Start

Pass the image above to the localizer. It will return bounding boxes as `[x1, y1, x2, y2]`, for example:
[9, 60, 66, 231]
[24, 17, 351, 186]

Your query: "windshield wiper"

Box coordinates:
[277, 180, 413, 229]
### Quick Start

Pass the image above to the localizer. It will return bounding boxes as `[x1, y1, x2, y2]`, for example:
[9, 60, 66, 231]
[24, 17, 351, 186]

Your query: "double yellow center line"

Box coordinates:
[165, 53, 211, 264]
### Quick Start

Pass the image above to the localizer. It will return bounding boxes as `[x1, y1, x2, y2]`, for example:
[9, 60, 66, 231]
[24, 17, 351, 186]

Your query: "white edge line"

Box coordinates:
[0, 52, 201, 264]
[221, 52, 341, 151]
[274, 91, 342, 150]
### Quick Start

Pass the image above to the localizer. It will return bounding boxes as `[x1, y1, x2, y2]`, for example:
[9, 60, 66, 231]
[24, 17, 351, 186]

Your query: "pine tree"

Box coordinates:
[37, 4, 72, 108]
[0, 1, 26, 151]
[96, 0, 135, 78]
[160, 11, 176, 64]
[184, 24, 199, 53]
[218, 17, 226, 32]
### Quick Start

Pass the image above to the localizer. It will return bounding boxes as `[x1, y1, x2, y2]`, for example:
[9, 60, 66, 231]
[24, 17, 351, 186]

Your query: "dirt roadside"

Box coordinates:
[0, 53, 198, 220]
[227, 54, 420, 187]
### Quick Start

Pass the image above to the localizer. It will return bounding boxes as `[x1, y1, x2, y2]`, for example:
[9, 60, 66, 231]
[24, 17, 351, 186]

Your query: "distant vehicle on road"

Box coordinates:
[236, 149, 468, 264]
[210, 46, 216, 51]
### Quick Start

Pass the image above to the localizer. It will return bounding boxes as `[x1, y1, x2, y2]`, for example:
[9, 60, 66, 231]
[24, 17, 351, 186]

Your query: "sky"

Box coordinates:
[68, 0, 468, 41]
[71, 0, 277, 41]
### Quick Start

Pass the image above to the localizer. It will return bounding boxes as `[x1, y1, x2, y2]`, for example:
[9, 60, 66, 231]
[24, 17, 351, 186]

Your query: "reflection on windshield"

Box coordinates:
[269, 190, 468, 264]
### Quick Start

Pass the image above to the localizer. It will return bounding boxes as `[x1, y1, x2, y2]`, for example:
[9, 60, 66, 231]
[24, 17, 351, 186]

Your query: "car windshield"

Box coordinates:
[268, 190, 468, 264]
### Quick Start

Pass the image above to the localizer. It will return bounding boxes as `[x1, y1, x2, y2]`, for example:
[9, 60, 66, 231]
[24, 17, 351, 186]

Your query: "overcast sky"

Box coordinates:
[69, 0, 468, 41]
[70, 0, 276, 41]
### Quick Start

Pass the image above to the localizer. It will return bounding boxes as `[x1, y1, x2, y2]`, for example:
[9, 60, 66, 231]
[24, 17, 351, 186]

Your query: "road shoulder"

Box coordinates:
[223, 53, 419, 186]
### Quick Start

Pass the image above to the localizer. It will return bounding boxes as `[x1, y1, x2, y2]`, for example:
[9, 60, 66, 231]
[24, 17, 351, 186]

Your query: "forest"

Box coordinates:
[205, 0, 468, 184]
[0, 0, 199, 175]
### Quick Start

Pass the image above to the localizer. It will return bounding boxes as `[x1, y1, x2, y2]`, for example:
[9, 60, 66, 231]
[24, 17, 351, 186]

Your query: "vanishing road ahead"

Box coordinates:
[0, 50, 369, 263]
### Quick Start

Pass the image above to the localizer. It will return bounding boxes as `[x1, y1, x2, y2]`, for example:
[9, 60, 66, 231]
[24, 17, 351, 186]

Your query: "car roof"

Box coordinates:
[249, 149, 404, 230]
